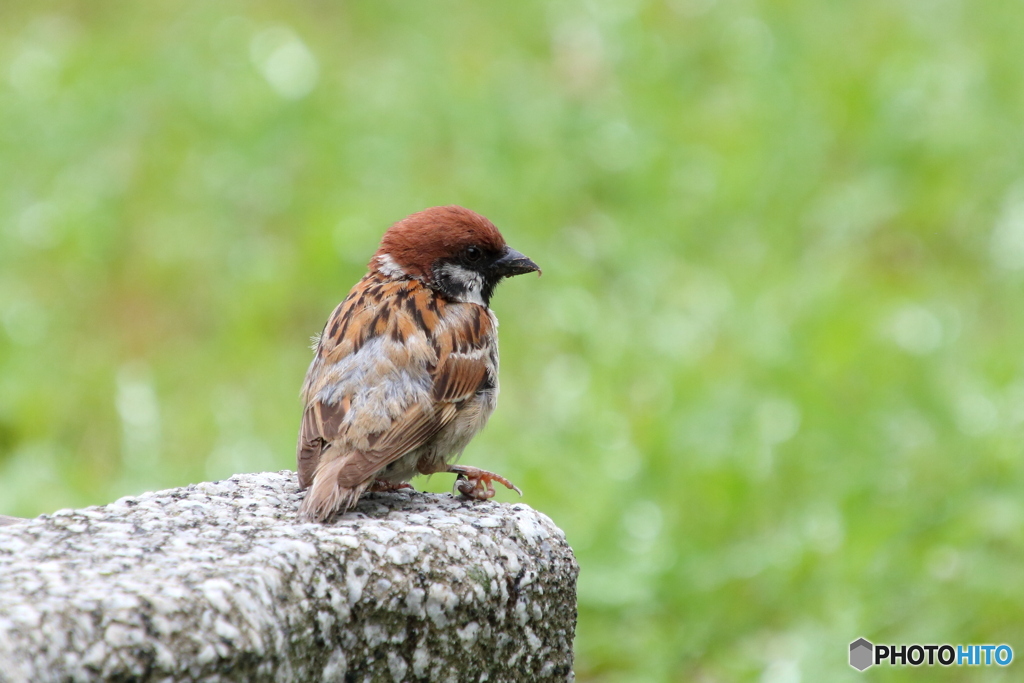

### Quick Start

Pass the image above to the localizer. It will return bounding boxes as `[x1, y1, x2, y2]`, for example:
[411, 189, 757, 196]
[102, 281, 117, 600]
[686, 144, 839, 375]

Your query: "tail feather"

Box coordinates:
[298, 457, 370, 522]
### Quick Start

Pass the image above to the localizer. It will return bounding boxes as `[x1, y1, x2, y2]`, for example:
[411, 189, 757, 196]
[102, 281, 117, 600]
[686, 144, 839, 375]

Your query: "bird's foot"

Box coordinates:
[369, 479, 415, 493]
[448, 465, 522, 500]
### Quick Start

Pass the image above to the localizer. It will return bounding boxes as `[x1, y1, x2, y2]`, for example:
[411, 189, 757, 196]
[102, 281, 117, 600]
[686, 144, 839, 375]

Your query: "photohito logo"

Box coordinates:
[849, 637, 1013, 671]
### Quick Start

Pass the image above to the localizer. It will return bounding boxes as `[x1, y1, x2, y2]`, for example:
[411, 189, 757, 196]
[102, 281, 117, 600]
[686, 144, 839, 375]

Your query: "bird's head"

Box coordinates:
[370, 205, 541, 306]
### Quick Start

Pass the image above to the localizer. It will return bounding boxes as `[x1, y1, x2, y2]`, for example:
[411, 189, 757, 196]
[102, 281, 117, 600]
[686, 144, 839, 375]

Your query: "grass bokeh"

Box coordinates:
[2, 1, 1023, 680]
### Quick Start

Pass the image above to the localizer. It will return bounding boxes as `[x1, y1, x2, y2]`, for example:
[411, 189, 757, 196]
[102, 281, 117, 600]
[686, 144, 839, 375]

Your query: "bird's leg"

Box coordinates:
[447, 465, 522, 500]
[369, 479, 415, 493]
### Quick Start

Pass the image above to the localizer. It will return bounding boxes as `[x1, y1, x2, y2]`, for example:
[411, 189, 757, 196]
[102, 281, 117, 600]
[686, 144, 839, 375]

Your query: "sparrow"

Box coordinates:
[296, 206, 541, 522]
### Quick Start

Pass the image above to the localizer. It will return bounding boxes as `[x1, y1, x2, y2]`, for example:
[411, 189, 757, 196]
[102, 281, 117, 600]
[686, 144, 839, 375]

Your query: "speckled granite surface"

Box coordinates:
[0, 471, 577, 683]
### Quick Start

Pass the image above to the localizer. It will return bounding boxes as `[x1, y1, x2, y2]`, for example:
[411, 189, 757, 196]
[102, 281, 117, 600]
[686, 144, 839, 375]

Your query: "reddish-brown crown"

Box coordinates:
[371, 206, 507, 279]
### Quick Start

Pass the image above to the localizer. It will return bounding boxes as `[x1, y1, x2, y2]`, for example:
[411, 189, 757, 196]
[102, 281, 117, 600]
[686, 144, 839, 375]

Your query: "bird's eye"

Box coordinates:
[465, 246, 483, 262]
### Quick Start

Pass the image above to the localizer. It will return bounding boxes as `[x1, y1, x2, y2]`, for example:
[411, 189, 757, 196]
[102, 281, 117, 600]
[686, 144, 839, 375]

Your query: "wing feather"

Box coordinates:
[432, 355, 489, 403]
[337, 402, 459, 488]
[296, 276, 496, 494]
[296, 407, 324, 490]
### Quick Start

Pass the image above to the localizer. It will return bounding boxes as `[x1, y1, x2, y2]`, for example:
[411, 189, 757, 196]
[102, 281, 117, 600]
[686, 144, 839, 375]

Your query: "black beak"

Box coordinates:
[491, 246, 541, 278]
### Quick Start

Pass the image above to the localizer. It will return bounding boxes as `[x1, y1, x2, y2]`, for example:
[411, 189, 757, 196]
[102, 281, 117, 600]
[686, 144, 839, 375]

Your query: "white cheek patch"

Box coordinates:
[437, 263, 486, 306]
[375, 253, 407, 278]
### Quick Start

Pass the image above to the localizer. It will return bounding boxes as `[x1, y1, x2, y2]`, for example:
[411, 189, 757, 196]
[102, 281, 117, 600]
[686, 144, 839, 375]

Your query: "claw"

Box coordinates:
[447, 465, 522, 501]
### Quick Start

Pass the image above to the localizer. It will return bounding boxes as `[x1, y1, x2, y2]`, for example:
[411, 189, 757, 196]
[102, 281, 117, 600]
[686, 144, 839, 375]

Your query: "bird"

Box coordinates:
[295, 205, 541, 522]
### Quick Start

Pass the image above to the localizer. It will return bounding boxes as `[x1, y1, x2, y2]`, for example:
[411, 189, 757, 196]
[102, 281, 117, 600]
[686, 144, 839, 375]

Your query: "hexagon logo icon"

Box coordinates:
[850, 638, 874, 671]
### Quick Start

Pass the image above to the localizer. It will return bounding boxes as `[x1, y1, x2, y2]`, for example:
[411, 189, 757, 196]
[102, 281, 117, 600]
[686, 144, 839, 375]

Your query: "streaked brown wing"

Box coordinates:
[296, 408, 322, 490]
[335, 401, 458, 488]
[297, 396, 349, 489]
[299, 294, 495, 491]
[432, 355, 488, 402]
[297, 273, 391, 489]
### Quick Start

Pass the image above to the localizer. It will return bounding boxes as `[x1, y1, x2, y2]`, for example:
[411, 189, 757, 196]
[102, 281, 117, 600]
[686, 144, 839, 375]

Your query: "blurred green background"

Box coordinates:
[2, 0, 1023, 680]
